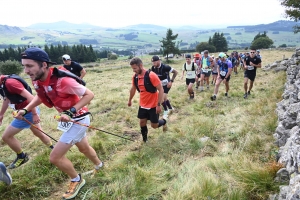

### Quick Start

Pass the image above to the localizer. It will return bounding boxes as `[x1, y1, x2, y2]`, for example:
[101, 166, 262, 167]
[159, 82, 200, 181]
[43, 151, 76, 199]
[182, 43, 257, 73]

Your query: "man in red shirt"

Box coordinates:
[128, 57, 167, 142]
[0, 74, 53, 169]
[15, 47, 103, 200]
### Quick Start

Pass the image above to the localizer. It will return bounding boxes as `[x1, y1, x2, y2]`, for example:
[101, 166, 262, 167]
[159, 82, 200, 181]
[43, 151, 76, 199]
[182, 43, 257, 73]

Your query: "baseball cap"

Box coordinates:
[151, 55, 160, 62]
[185, 54, 191, 58]
[62, 54, 71, 60]
[204, 50, 209, 54]
[218, 52, 226, 58]
[21, 47, 56, 64]
[256, 50, 260, 53]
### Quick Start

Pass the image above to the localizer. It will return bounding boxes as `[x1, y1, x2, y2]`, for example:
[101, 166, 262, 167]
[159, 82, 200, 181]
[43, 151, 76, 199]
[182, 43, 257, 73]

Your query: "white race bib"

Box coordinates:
[57, 121, 73, 132]
[8, 103, 16, 110]
[247, 65, 254, 70]
[202, 68, 208, 73]
[220, 71, 226, 76]
[161, 79, 168, 86]
[186, 71, 194, 78]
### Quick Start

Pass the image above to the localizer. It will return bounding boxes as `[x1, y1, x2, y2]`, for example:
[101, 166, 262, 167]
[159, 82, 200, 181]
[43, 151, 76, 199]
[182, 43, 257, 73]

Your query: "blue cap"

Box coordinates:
[21, 47, 56, 64]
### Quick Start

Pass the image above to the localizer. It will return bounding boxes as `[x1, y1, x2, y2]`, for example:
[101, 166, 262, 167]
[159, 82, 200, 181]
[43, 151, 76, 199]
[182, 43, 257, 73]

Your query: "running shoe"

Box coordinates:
[163, 110, 169, 118]
[0, 162, 12, 185]
[243, 93, 248, 99]
[225, 93, 228, 97]
[8, 153, 29, 169]
[141, 132, 148, 142]
[210, 95, 216, 101]
[62, 174, 85, 200]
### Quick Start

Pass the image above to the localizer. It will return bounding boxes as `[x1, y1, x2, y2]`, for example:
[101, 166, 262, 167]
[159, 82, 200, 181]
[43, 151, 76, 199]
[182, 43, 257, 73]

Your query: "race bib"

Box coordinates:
[220, 71, 226, 76]
[186, 71, 194, 78]
[161, 79, 168, 86]
[247, 65, 254, 70]
[202, 69, 208, 73]
[8, 104, 16, 110]
[57, 121, 73, 132]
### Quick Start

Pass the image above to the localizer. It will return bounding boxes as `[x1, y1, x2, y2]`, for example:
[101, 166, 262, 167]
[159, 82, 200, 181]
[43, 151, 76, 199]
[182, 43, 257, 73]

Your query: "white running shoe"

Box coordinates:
[0, 162, 12, 185]
[163, 110, 169, 118]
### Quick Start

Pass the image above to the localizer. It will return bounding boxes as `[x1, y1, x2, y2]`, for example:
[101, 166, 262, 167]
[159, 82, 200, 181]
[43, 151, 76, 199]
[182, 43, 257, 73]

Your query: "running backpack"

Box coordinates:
[151, 64, 169, 80]
[53, 67, 86, 86]
[201, 56, 211, 67]
[184, 62, 195, 71]
[0, 74, 32, 104]
[133, 70, 157, 93]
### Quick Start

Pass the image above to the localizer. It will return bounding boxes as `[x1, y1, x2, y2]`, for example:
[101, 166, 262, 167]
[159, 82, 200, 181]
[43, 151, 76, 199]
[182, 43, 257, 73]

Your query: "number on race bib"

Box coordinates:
[247, 65, 254, 70]
[57, 121, 73, 132]
[202, 69, 208, 73]
[161, 79, 168, 86]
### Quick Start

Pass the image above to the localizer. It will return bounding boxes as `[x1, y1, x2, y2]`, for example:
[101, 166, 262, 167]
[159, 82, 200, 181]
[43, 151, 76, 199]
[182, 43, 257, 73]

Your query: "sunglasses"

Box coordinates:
[250, 52, 255, 54]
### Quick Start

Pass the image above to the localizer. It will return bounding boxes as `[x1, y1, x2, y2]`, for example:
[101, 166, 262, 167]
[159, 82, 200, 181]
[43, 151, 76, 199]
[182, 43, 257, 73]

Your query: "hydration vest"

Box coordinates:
[184, 62, 195, 71]
[33, 68, 88, 114]
[201, 56, 211, 67]
[151, 63, 170, 81]
[219, 60, 231, 72]
[0, 74, 32, 104]
[133, 70, 157, 93]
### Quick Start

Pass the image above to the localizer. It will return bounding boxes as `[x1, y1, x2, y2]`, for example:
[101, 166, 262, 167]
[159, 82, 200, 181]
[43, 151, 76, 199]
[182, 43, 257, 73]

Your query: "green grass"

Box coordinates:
[0, 50, 292, 199]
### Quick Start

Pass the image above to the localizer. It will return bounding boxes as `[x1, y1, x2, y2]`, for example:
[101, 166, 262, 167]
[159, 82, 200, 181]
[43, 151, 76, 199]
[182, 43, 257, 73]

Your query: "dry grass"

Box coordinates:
[0, 49, 294, 200]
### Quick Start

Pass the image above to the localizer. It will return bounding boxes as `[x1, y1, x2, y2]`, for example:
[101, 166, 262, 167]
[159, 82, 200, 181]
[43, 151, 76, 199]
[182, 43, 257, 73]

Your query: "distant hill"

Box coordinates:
[227, 20, 300, 32]
[122, 24, 167, 30]
[0, 25, 23, 34]
[28, 21, 102, 30]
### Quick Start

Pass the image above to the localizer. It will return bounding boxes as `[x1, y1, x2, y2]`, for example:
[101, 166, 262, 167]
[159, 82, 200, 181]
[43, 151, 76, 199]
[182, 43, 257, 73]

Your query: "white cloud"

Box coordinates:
[0, 0, 287, 28]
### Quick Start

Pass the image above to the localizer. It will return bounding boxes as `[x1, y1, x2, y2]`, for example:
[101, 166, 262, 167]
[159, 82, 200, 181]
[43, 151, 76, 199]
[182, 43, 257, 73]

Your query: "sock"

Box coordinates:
[165, 100, 172, 109]
[17, 151, 25, 159]
[158, 119, 166, 127]
[162, 101, 168, 111]
[141, 126, 148, 135]
[95, 162, 103, 170]
[71, 174, 80, 182]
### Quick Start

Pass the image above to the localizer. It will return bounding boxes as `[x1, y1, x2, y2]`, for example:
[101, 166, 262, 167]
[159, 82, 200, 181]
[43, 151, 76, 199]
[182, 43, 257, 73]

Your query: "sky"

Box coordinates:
[1, 0, 288, 28]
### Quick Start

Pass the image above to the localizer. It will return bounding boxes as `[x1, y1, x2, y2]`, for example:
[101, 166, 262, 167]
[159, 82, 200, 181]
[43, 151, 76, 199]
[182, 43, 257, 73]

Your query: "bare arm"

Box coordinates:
[128, 85, 136, 106]
[73, 88, 94, 111]
[19, 89, 39, 114]
[0, 98, 9, 124]
[80, 68, 87, 79]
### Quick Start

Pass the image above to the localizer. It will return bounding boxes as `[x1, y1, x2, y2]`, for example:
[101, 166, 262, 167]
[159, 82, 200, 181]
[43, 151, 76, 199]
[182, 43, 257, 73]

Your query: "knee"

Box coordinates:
[49, 153, 59, 165]
[78, 146, 90, 154]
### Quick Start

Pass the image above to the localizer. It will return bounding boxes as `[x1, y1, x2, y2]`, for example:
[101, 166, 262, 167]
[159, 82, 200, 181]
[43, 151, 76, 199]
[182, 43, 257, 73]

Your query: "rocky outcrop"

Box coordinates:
[271, 48, 300, 200]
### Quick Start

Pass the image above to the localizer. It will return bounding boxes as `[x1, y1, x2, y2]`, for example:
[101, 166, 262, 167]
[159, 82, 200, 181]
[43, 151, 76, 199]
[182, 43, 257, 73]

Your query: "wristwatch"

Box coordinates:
[70, 107, 77, 114]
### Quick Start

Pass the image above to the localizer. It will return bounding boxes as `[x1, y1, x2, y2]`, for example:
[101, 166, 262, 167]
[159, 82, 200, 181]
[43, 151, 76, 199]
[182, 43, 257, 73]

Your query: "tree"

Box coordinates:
[211, 32, 228, 52]
[195, 42, 216, 53]
[280, 0, 300, 33]
[160, 28, 180, 61]
[0, 60, 23, 75]
[250, 37, 274, 49]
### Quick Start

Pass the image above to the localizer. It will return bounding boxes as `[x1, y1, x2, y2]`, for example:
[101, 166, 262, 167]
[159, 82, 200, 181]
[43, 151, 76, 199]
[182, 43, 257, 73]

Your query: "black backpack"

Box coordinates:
[184, 62, 195, 71]
[133, 70, 157, 93]
[0, 74, 32, 104]
[53, 67, 86, 86]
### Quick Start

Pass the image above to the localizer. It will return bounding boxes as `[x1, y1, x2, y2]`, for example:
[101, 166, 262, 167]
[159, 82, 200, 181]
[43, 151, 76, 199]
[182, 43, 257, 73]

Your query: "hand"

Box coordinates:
[167, 82, 172, 88]
[128, 101, 132, 107]
[250, 62, 253, 66]
[156, 105, 161, 114]
[32, 113, 40, 124]
[244, 65, 248, 70]
[0, 115, 3, 125]
[58, 114, 71, 122]
[13, 110, 25, 120]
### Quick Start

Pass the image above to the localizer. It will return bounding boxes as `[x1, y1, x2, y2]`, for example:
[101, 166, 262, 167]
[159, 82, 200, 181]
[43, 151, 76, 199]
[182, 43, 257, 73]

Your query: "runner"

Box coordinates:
[211, 57, 219, 85]
[62, 54, 87, 79]
[15, 47, 103, 200]
[0, 74, 53, 169]
[243, 48, 262, 98]
[181, 54, 197, 99]
[193, 53, 202, 89]
[199, 50, 211, 91]
[233, 51, 240, 75]
[210, 53, 233, 101]
[256, 50, 262, 59]
[151, 55, 178, 118]
[128, 57, 167, 143]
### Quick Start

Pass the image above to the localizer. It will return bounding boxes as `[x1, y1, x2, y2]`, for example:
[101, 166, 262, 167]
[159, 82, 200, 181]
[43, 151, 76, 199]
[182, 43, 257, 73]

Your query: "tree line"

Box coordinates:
[0, 44, 115, 64]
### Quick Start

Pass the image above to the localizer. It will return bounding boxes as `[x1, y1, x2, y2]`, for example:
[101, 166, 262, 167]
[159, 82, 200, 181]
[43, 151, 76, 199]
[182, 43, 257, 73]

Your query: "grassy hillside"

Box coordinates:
[0, 49, 294, 199]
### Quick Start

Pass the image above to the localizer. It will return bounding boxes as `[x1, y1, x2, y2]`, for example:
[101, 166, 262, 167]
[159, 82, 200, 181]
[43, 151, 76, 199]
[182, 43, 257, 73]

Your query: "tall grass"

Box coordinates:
[0, 50, 292, 199]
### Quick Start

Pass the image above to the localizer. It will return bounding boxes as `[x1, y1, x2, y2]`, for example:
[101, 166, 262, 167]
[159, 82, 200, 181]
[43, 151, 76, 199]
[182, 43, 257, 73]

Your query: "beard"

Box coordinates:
[33, 69, 45, 81]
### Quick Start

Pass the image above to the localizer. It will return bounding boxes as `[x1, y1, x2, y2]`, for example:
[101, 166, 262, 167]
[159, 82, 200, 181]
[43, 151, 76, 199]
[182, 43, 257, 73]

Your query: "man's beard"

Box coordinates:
[33, 69, 45, 81]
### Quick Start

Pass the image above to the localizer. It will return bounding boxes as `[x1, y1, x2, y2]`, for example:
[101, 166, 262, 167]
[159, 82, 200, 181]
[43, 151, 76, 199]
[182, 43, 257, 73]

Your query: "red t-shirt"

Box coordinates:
[5, 78, 29, 110]
[132, 71, 160, 109]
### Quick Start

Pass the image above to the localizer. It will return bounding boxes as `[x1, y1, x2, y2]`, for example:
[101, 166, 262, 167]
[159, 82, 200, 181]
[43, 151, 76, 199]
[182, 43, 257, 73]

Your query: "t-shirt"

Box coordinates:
[151, 63, 173, 85]
[182, 62, 197, 79]
[132, 71, 161, 109]
[5, 78, 29, 110]
[63, 61, 83, 77]
[218, 60, 233, 76]
[244, 56, 261, 73]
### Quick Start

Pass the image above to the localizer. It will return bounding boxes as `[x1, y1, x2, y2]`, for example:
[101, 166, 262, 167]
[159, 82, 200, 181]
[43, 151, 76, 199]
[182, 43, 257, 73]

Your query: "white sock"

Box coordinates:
[95, 162, 103, 170]
[71, 174, 80, 182]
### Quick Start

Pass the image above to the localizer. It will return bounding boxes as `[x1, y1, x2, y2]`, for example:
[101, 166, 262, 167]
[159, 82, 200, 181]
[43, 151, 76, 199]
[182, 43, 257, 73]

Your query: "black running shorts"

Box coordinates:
[137, 107, 159, 123]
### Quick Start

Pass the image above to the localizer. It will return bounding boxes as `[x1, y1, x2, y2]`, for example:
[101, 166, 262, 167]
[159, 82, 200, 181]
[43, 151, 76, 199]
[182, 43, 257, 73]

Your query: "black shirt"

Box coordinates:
[63, 61, 83, 77]
[151, 63, 172, 81]
[244, 56, 261, 73]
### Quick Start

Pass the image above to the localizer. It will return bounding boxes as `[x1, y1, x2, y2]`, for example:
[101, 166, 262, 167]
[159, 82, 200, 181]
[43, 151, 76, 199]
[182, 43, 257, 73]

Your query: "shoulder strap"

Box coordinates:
[184, 63, 187, 71]
[52, 68, 86, 86]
